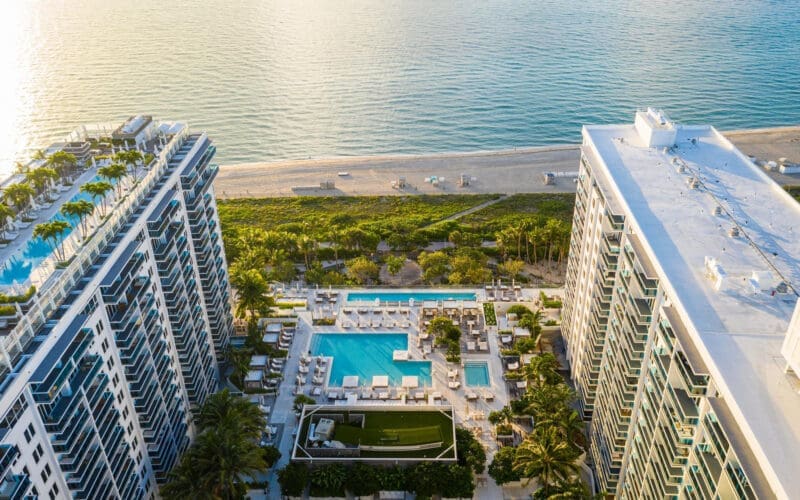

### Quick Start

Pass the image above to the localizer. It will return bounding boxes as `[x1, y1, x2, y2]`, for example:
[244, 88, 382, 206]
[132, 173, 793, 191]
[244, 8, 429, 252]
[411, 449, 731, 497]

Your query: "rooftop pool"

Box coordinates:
[0, 175, 112, 288]
[464, 361, 490, 387]
[347, 291, 477, 303]
[309, 333, 431, 386]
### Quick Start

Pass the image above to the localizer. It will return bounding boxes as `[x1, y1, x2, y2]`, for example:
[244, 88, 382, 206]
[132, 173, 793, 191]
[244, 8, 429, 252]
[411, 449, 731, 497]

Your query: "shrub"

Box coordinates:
[345, 462, 380, 496]
[310, 464, 347, 497]
[456, 427, 487, 475]
[483, 302, 497, 325]
[278, 463, 309, 497]
[488, 446, 522, 485]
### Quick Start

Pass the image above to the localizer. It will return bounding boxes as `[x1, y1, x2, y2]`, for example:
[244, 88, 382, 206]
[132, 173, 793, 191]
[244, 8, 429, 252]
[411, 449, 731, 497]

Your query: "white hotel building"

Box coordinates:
[563, 109, 800, 499]
[0, 120, 234, 499]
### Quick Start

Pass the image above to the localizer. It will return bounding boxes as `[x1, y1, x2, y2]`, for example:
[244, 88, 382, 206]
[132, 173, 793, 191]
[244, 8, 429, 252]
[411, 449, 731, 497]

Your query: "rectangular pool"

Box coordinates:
[309, 333, 431, 386]
[464, 361, 490, 387]
[347, 291, 477, 303]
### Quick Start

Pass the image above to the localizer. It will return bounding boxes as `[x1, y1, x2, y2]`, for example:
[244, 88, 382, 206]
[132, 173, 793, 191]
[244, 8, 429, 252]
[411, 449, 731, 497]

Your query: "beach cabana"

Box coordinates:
[513, 327, 531, 338]
[249, 355, 268, 370]
[422, 300, 439, 316]
[244, 370, 263, 390]
[371, 375, 389, 388]
[393, 350, 410, 361]
[401, 376, 419, 390]
[342, 375, 359, 388]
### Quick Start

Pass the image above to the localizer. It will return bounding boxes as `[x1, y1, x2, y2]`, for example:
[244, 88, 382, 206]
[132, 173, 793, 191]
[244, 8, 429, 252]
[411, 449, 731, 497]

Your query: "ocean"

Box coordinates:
[2, 0, 799, 174]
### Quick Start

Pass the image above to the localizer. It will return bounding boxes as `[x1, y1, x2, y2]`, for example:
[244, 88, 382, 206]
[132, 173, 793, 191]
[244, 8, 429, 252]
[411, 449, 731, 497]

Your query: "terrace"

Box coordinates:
[292, 405, 457, 463]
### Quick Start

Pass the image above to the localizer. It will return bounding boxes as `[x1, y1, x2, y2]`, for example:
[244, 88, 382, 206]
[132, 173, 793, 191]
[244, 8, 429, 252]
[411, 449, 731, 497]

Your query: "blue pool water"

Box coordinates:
[464, 362, 490, 387]
[347, 291, 476, 303]
[0, 176, 108, 287]
[309, 333, 431, 386]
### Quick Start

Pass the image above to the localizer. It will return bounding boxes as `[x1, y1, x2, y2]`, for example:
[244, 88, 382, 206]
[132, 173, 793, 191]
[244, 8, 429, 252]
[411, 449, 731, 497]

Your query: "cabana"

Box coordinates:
[422, 300, 439, 316]
[244, 370, 263, 390]
[249, 355, 268, 370]
[342, 375, 360, 389]
[371, 375, 389, 388]
[393, 350, 410, 361]
[401, 376, 419, 390]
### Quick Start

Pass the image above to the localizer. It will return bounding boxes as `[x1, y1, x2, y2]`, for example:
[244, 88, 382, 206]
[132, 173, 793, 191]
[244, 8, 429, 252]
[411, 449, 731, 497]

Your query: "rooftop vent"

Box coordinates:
[729, 227, 740, 238]
[688, 177, 700, 189]
[713, 206, 723, 216]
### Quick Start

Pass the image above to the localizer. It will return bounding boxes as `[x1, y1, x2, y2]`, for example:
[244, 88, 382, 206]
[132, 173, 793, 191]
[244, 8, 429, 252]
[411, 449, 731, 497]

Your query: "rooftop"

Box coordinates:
[584, 110, 800, 497]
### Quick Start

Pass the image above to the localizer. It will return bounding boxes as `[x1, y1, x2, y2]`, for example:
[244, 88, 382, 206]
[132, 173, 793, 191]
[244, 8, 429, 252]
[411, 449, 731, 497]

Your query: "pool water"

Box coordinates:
[464, 362, 490, 387]
[0, 176, 111, 287]
[347, 291, 477, 303]
[310, 333, 431, 386]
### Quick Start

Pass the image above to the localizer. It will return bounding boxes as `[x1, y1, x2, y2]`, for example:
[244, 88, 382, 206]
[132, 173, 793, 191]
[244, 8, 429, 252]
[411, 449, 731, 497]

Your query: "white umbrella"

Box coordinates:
[371, 375, 389, 388]
[401, 376, 419, 389]
[342, 375, 359, 388]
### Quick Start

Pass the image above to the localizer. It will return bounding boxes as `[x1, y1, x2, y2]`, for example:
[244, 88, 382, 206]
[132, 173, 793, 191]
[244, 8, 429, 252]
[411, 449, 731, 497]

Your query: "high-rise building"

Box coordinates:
[563, 109, 800, 499]
[0, 119, 234, 499]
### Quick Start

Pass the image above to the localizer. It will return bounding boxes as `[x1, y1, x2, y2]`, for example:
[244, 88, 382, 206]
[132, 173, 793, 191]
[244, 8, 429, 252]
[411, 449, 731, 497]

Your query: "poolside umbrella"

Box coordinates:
[401, 376, 419, 389]
[372, 375, 389, 388]
[342, 375, 359, 388]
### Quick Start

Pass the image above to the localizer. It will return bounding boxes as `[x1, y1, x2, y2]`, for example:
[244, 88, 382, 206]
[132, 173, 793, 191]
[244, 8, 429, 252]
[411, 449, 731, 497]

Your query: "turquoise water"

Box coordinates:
[464, 362, 490, 387]
[309, 333, 432, 386]
[0, 176, 108, 287]
[4, 0, 800, 173]
[347, 291, 476, 303]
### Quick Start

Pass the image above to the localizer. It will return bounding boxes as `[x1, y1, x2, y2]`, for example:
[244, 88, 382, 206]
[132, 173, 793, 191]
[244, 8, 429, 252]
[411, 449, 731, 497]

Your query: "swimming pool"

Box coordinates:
[347, 291, 477, 303]
[0, 176, 110, 287]
[309, 333, 431, 386]
[464, 361, 490, 387]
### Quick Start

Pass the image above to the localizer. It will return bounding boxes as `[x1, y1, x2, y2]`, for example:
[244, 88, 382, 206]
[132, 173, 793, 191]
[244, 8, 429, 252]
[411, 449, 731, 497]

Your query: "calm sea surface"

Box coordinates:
[2, 0, 799, 174]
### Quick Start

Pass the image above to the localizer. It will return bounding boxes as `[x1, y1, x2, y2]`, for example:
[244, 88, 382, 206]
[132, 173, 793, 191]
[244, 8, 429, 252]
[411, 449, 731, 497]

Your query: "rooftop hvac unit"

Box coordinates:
[729, 227, 740, 238]
[713, 206, 723, 216]
[688, 177, 700, 189]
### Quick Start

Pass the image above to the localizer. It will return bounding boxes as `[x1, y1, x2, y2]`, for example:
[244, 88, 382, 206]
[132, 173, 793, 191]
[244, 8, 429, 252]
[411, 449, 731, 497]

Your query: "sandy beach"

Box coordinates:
[214, 126, 800, 198]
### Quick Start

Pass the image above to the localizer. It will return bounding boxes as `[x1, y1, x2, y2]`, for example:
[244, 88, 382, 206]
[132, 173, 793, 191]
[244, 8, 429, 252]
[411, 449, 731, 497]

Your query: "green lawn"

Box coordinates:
[302, 409, 456, 458]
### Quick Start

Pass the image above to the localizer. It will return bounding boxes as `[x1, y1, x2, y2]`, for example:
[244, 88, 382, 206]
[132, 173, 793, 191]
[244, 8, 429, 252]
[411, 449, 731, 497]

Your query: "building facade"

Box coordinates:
[0, 125, 234, 499]
[563, 109, 800, 499]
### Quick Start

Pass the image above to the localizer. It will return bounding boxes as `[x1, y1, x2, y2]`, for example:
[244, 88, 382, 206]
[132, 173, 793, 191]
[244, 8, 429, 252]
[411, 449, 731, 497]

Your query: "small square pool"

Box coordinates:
[464, 361, 490, 387]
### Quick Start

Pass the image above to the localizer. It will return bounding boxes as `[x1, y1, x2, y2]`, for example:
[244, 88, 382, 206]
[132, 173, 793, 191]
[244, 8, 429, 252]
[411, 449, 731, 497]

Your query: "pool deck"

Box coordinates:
[262, 286, 561, 498]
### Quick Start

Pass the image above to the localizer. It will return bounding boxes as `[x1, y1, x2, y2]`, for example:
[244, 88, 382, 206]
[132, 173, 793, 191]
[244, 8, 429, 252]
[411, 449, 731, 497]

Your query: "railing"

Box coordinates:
[0, 127, 190, 378]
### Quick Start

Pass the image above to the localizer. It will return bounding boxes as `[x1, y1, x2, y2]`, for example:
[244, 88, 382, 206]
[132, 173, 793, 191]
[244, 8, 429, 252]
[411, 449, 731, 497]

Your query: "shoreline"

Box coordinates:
[214, 125, 800, 198]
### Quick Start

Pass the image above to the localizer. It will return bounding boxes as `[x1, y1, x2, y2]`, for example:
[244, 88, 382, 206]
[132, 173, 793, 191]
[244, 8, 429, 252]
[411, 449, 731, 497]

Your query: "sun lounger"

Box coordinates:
[467, 341, 476, 351]
[483, 392, 494, 402]
[478, 341, 489, 351]
[378, 391, 389, 400]
[327, 391, 338, 399]
[298, 365, 309, 374]
[466, 391, 478, 401]
[312, 376, 324, 385]
[432, 391, 442, 400]
[311, 387, 322, 396]
[448, 381, 461, 389]
[507, 361, 519, 370]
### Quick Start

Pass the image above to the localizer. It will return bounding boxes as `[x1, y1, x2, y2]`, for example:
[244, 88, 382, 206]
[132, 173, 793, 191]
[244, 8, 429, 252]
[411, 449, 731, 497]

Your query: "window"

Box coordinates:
[24, 423, 35, 443]
[112, 374, 120, 388]
[49, 484, 59, 500]
[117, 392, 124, 404]
[122, 407, 129, 420]
[40, 463, 51, 482]
[33, 443, 43, 463]
[101, 339, 109, 353]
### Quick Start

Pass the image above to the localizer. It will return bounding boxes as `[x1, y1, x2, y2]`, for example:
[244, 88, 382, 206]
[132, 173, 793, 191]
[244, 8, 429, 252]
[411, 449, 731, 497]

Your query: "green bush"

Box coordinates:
[0, 305, 17, 316]
[0, 286, 36, 304]
[278, 463, 309, 497]
[483, 302, 497, 325]
[488, 446, 522, 485]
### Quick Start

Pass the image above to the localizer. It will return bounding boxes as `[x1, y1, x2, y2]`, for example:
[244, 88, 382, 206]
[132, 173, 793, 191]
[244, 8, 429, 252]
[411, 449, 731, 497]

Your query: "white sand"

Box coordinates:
[213, 126, 800, 198]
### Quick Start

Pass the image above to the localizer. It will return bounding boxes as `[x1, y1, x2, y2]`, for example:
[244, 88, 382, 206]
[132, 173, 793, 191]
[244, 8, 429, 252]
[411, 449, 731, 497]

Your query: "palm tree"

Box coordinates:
[80, 181, 113, 217]
[537, 409, 586, 451]
[197, 389, 265, 438]
[33, 220, 71, 262]
[47, 151, 78, 180]
[524, 383, 575, 422]
[60, 200, 95, 239]
[97, 163, 127, 196]
[296, 234, 316, 270]
[14, 161, 29, 174]
[514, 427, 580, 496]
[224, 346, 252, 388]
[115, 149, 144, 181]
[3, 183, 35, 218]
[525, 352, 560, 386]
[163, 390, 267, 500]
[31, 149, 46, 161]
[25, 167, 59, 200]
[229, 264, 270, 319]
[0, 203, 14, 240]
